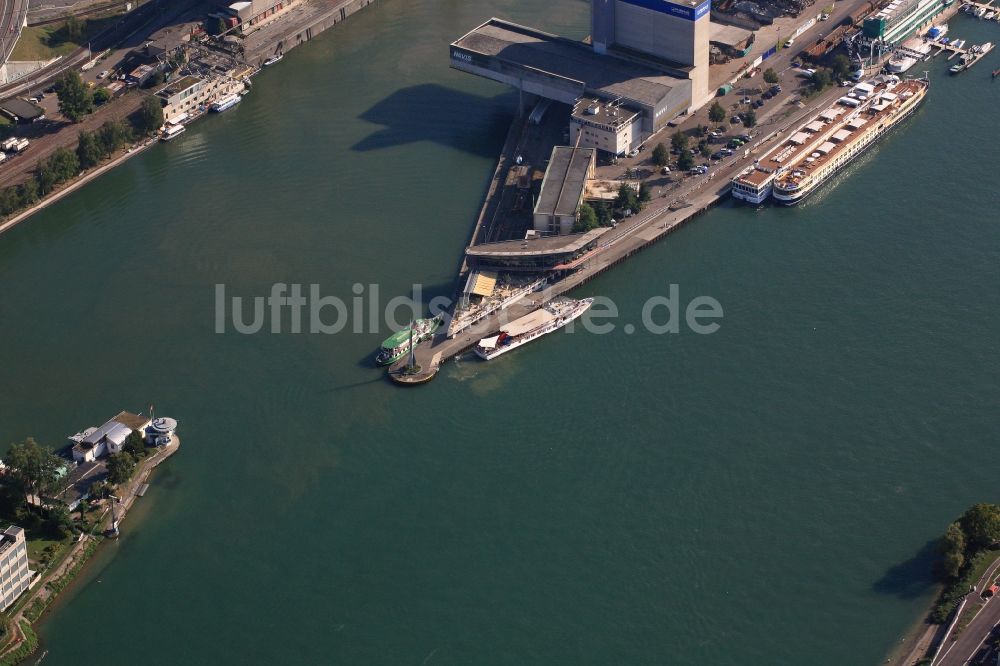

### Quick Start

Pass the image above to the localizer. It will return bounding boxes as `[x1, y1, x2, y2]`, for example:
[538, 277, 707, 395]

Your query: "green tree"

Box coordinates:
[743, 108, 757, 128]
[18, 179, 38, 206]
[614, 182, 639, 213]
[44, 504, 73, 540]
[107, 451, 136, 485]
[670, 130, 689, 153]
[763, 68, 779, 85]
[93, 88, 111, 106]
[64, 16, 85, 43]
[709, 101, 726, 123]
[135, 95, 163, 134]
[144, 70, 165, 89]
[811, 68, 833, 93]
[5, 438, 62, 511]
[97, 119, 129, 158]
[34, 161, 57, 196]
[960, 504, 1000, 550]
[76, 130, 102, 169]
[638, 182, 651, 205]
[938, 521, 967, 579]
[699, 141, 712, 158]
[0, 186, 19, 215]
[678, 151, 694, 171]
[123, 430, 147, 459]
[56, 71, 93, 122]
[51, 147, 79, 181]
[831, 55, 852, 82]
[652, 142, 669, 167]
[213, 17, 227, 36]
[573, 203, 599, 233]
[135, 95, 165, 136]
[593, 201, 613, 227]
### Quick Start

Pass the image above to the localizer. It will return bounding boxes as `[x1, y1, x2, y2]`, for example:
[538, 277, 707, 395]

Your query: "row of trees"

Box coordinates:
[574, 183, 651, 233]
[0, 104, 164, 218]
[929, 503, 1000, 623]
[57, 71, 165, 133]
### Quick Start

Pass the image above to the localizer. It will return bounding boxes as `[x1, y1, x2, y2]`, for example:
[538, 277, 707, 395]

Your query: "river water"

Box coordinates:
[1, 1, 998, 663]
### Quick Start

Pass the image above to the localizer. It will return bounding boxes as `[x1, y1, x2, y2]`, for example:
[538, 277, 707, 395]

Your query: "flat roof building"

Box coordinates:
[451, 18, 692, 136]
[465, 227, 609, 272]
[534, 146, 596, 236]
[571, 96, 642, 155]
[0, 526, 33, 612]
[0, 99, 43, 124]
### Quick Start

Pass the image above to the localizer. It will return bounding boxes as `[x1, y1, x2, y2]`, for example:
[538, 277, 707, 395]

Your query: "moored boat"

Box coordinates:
[375, 316, 442, 366]
[475, 298, 594, 360]
[770, 77, 928, 205]
[263, 53, 284, 67]
[210, 93, 241, 113]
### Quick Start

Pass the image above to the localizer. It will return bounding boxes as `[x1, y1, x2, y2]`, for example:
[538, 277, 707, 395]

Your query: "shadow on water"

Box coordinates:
[352, 84, 516, 158]
[872, 539, 941, 600]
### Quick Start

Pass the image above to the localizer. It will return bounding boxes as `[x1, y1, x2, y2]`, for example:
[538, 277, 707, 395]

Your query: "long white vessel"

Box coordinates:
[210, 93, 241, 113]
[886, 37, 932, 72]
[772, 77, 928, 205]
[474, 297, 593, 360]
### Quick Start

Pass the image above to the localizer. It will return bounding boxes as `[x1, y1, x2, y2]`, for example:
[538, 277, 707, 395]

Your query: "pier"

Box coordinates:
[390, 82, 856, 385]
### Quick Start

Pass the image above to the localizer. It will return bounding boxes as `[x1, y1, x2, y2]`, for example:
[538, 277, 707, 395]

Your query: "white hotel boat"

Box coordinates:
[475, 297, 593, 360]
[732, 76, 928, 206]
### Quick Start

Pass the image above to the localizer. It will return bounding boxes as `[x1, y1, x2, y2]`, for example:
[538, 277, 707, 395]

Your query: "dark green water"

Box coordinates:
[0, 1, 998, 663]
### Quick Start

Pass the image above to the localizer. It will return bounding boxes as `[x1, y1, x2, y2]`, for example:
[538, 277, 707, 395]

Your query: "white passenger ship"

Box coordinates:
[474, 297, 593, 360]
[732, 75, 928, 206]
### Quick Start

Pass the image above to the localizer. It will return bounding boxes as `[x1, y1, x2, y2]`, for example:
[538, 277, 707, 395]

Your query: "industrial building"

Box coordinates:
[465, 228, 609, 272]
[452, 0, 734, 155]
[533, 146, 596, 236]
[156, 74, 245, 124]
[0, 526, 33, 612]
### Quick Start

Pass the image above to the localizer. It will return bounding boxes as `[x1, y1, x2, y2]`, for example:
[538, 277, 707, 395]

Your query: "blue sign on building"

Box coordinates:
[619, 0, 711, 21]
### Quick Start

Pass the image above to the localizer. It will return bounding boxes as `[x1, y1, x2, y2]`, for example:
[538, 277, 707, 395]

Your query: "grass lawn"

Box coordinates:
[25, 535, 69, 572]
[10, 15, 121, 62]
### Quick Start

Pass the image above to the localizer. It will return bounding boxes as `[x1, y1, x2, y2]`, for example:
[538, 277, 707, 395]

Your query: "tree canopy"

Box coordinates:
[677, 151, 694, 171]
[57, 71, 93, 122]
[652, 142, 669, 167]
[137, 95, 165, 135]
[708, 101, 726, 123]
[960, 504, 1000, 550]
[670, 130, 688, 152]
[5, 438, 62, 510]
[574, 202, 599, 233]
[763, 68, 779, 84]
[615, 182, 639, 214]
[107, 451, 137, 485]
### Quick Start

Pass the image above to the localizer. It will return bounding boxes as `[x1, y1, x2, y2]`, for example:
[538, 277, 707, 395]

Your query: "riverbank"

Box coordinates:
[0, 0, 377, 237]
[0, 437, 180, 664]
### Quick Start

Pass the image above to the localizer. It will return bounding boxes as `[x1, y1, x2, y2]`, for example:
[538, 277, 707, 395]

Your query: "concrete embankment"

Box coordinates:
[245, 0, 379, 61]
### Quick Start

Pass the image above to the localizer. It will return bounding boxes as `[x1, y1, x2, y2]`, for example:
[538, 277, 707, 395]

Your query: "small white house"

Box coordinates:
[68, 412, 152, 462]
[146, 417, 177, 446]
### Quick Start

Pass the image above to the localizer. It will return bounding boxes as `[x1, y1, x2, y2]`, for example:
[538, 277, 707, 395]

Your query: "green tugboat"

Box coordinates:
[375, 316, 442, 366]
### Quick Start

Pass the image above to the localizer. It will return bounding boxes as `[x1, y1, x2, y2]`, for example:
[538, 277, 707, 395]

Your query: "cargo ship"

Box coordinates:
[771, 77, 928, 205]
[375, 316, 442, 366]
[474, 297, 593, 361]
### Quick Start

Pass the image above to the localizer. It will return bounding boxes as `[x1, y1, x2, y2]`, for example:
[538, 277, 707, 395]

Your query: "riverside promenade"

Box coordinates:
[0, 436, 180, 662]
[391, 82, 855, 385]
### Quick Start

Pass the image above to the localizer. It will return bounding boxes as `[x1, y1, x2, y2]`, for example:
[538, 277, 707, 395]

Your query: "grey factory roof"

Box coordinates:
[466, 227, 608, 258]
[453, 19, 685, 109]
[0, 99, 43, 121]
[710, 22, 754, 48]
[535, 146, 595, 218]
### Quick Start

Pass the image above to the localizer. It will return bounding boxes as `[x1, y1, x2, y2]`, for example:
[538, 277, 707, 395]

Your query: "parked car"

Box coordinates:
[769, 85, 782, 94]
[660, 166, 670, 174]
[983, 584, 999, 598]
[731, 115, 743, 124]
[627, 149, 639, 158]
[711, 151, 723, 160]
[763, 91, 774, 100]
[739, 133, 753, 142]
[97, 70, 109, 80]
[720, 148, 734, 156]
[752, 99, 764, 108]
[741, 96, 752, 104]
